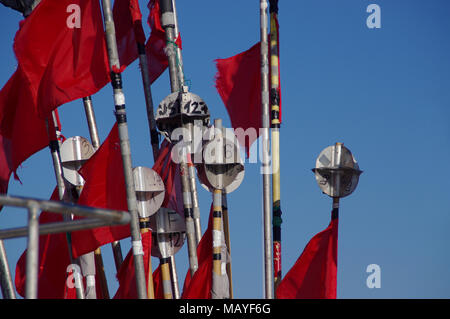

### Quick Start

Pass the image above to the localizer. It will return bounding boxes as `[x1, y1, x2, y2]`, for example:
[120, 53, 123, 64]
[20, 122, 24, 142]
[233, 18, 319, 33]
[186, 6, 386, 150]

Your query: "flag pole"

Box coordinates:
[45, 116, 86, 299]
[100, 0, 147, 299]
[159, 0, 199, 277]
[210, 119, 225, 299]
[221, 192, 233, 298]
[0, 240, 16, 299]
[82, 96, 114, 299]
[51, 112, 99, 299]
[269, 0, 282, 292]
[171, 0, 202, 248]
[135, 36, 160, 160]
[260, 0, 274, 299]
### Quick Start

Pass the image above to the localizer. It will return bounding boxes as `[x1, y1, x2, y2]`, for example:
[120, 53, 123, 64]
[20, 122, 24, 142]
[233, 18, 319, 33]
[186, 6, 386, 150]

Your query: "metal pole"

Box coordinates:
[25, 204, 39, 299]
[0, 240, 16, 299]
[260, 0, 273, 299]
[170, 0, 202, 248]
[139, 220, 155, 299]
[210, 118, 227, 299]
[160, 0, 180, 92]
[171, 0, 184, 85]
[100, 0, 147, 299]
[169, 254, 180, 299]
[136, 43, 160, 160]
[222, 193, 233, 298]
[269, 0, 282, 291]
[83, 95, 121, 298]
[83, 96, 101, 150]
[160, 0, 199, 276]
[46, 117, 86, 299]
[212, 188, 223, 299]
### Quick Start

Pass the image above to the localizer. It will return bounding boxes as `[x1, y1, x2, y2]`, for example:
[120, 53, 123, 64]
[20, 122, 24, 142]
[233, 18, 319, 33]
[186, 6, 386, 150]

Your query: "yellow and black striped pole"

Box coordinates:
[212, 189, 223, 292]
[221, 193, 233, 298]
[269, 0, 283, 292]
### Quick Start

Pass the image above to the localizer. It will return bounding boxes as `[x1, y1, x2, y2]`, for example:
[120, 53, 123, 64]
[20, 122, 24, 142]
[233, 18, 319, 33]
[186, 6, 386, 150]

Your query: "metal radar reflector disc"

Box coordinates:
[60, 136, 95, 186]
[150, 208, 186, 258]
[312, 143, 362, 198]
[201, 125, 245, 193]
[155, 87, 210, 139]
[133, 166, 165, 218]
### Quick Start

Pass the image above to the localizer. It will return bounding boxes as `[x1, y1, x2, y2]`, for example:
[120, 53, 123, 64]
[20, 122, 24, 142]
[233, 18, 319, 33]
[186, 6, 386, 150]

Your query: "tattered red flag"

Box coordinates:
[152, 139, 184, 216]
[145, 0, 183, 84]
[113, 231, 153, 299]
[15, 188, 72, 299]
[181, 205, 214, 299]
[0, 67, 49, 199]
[114, 0, 146, 67]
[13, 0, 110, 119]
[70, 123, 130, 259]
[276, 211, 339, 299]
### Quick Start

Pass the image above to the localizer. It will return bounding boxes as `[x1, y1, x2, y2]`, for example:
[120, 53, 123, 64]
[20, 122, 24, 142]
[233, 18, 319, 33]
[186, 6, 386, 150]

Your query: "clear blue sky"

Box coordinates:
[0, 0, 449, 299]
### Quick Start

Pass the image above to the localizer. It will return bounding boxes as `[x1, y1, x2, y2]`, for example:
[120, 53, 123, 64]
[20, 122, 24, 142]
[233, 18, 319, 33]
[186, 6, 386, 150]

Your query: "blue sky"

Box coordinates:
[1, 0, 450, 299]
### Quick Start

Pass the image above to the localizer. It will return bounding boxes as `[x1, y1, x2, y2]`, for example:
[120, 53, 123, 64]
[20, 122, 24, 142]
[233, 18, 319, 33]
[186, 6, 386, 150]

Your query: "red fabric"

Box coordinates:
[70, 123, 130, 259]
[15, 188, 72, 299]
[214, 36, 282, 157]
[114, 0, 146, 67]
[145, 0, 168, 84]
[113, 231, 153, 299]
[276, 213, 339, 299]
[181, 205, 214, 299]
[151, 264, 164, 299]
[13, 0, 110, 119]
[215, 42, 262, 157]
[152, 140, 183, 216]
[0, 134, 13, 209]
[0, 67, 49, 190]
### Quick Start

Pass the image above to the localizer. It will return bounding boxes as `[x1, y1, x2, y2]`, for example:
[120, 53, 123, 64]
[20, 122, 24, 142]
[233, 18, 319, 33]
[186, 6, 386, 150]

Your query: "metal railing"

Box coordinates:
[0, 194, 130, 299]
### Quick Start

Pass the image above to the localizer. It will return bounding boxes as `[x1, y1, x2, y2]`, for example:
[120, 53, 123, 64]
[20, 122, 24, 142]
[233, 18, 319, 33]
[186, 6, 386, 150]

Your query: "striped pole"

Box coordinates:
[212, 189, 223, 299]
[222, 192, 233, 298]
[159, 0, 199, 276]
[138, 218, 155, 299]
[260, 0, 274, 299]
[100, 0, 147, 299]
[170, 0, 202, 248]
[155, 210, 174, 299]
[269, 0, 282, 292]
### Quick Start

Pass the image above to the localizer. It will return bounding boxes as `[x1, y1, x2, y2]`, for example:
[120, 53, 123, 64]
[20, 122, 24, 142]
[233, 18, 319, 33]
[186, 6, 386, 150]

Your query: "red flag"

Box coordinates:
[113, 231, 153, 299]
[0, 67, 49, 190]
[70, 123, 130, 259]
[181, 205, 214, 299]
[152, 140, 184, 216]
[114, 0, 146, 68]
[276, 212, 339, 299]
[15, 188, 72, 298]
[215, 37, 282, 157]
[145, 0, 169, 84]
[0, 134, 13, 206]
[151, 264, 164, 299]
[12, 0, 111, 119]
[215, 42, 262, 157]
